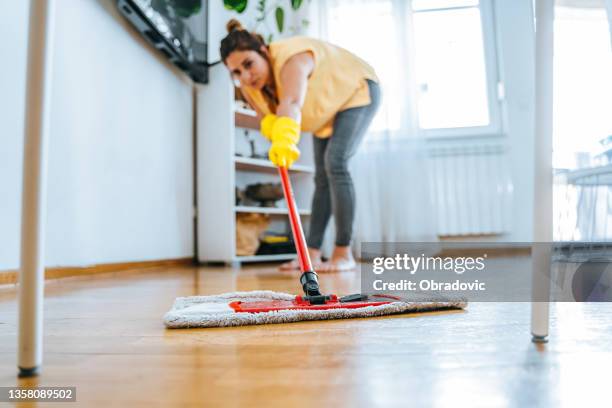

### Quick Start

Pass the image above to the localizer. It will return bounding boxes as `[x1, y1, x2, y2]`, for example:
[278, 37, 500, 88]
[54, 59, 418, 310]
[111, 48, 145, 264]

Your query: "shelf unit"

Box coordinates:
[235, 206, 312, 216]
[234, 253, 298, 262]
[196, 64, 315, 264]
[234, 104, 258, 117]
[234, 156, 314, 174]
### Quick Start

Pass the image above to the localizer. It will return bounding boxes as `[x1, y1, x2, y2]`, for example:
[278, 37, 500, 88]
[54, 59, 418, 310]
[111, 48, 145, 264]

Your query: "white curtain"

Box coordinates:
[317, 0, 438, 255]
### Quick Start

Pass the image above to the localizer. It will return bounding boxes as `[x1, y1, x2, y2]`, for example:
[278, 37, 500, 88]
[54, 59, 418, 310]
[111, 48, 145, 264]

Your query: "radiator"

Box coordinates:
[428, 144, 512, 236]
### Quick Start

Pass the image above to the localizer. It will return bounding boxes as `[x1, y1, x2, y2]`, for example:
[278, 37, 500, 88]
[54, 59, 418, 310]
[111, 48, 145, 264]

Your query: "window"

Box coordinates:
[552, 6, 612, 170]
[411, 0, 500, 135]
[322, 0, 501, 137]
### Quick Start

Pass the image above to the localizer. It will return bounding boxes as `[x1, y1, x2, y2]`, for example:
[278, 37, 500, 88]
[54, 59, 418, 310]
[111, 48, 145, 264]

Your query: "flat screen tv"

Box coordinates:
[117, 0, 209, 83]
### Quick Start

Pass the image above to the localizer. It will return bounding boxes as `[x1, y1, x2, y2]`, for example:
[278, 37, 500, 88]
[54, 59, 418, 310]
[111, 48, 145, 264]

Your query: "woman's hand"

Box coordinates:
[268, 116, 301, 168]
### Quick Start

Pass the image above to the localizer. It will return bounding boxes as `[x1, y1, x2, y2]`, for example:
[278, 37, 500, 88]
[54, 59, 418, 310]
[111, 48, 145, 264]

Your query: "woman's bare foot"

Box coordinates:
[316, 246, 357, 272]
[279, 247, 322, 271]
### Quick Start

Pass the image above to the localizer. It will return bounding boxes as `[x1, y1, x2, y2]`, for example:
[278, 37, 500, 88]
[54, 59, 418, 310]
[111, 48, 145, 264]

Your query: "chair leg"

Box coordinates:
[531, 0, 555, 343]
[531, 245, 551, 343]
[18, 0, 55, 378]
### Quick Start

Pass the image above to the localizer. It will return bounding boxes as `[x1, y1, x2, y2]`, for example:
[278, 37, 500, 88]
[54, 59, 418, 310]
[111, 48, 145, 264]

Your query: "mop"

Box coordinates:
[164, 167, 467, 329]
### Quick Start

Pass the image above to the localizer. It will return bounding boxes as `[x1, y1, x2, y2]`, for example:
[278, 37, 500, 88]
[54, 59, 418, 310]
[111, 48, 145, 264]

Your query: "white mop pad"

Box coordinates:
[163, 290, 467, 329]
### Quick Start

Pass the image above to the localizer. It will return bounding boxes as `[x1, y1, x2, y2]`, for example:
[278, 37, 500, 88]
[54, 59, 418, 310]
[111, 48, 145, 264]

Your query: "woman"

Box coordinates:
[221, 19, 380, 272]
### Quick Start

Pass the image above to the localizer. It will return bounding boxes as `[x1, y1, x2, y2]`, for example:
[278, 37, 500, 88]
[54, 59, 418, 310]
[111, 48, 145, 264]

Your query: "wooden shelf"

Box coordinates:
[234, 156, 314, 174]
[234, 102, 259, 129]
[234, 104, 257, 117]
[234, 253, 297, 263]
[235, 206, 311, 216]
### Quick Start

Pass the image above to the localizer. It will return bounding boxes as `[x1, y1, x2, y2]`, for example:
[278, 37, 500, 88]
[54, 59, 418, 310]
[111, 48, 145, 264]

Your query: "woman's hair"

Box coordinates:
[220, 19, 267, 62]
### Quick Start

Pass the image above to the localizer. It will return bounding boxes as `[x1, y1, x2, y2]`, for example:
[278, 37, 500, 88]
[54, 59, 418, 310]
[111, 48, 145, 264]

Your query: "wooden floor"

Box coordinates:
[1, 259, 611, 407]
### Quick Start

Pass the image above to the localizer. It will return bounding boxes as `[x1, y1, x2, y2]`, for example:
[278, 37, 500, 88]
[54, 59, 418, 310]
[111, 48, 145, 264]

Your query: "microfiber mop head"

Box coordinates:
[164, 290, 467, 328]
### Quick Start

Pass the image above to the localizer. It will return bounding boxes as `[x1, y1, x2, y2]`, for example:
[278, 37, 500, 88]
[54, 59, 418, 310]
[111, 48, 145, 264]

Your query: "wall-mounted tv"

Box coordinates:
[117, 0, 209, 83]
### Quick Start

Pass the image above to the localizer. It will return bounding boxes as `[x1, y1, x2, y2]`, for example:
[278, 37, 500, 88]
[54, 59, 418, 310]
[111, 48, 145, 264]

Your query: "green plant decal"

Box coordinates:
[275, 6, 284, 32]
[223, 0, 248, 13]
[170, 0, 202, 17]
[290, 0, 303, 11]
[256, 0, 266, 21]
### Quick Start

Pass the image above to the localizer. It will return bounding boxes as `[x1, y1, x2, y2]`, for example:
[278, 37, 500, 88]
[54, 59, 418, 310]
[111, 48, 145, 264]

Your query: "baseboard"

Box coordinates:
[438, 234, 505, 241]
[0, 258, 195, 286]
[438, 246, 531, 258]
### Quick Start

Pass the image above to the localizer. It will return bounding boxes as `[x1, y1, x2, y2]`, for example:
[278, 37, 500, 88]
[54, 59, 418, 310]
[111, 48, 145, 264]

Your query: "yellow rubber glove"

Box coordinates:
[268, 116, 301, 168]
[260, 113, 277, 140]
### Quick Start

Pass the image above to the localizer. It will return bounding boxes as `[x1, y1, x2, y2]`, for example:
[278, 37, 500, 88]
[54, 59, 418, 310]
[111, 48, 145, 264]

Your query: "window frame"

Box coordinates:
[409, 0, 503, 139]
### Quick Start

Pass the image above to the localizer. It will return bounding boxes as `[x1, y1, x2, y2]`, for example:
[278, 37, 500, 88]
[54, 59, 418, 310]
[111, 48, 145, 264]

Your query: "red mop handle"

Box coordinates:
[278, 166, 313, 273]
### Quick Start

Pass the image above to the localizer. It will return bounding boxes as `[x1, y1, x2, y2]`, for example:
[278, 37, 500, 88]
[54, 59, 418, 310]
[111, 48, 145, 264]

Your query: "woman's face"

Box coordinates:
[225, 48, 270, 90]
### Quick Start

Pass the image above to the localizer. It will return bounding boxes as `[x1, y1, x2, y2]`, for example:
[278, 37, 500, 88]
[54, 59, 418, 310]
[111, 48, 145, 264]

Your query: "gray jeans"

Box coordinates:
[308, 79, 381, 248]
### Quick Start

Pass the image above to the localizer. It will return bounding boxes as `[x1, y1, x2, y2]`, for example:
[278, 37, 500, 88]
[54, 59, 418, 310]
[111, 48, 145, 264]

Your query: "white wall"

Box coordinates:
[0, 0, 29, 271]
[0, 0, 194, 270]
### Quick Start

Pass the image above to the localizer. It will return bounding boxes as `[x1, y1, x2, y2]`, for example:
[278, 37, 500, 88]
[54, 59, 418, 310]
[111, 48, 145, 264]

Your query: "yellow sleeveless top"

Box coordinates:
[241, 36, 379, 138]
